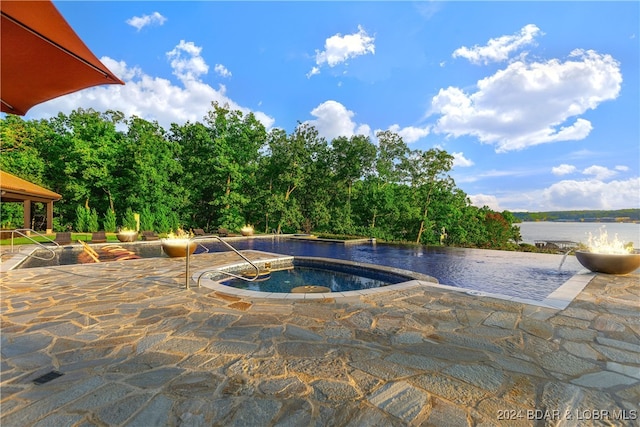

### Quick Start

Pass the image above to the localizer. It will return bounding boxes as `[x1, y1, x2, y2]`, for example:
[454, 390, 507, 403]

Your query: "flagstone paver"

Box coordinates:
[1, 248, 638, 426]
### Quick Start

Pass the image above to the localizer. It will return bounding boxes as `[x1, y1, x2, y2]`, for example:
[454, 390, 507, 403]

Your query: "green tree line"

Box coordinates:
[0, 104, 521, 248]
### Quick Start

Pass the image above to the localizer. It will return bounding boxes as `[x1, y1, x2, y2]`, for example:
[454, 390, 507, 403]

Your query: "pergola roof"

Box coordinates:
[0, 170, 61, 203]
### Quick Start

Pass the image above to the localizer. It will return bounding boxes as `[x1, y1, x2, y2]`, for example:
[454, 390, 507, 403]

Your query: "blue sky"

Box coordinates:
[23, 1, 640, 212]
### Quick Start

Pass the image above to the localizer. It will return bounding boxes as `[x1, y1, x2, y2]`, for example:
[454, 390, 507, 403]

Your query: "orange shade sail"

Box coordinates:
[1, 0, 124, 116]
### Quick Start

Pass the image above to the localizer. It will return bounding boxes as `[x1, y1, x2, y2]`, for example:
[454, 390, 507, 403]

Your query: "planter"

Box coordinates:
[161, 239, 197, 258]
[241, 230, 254, 236]
[575, 250, 640, 275]
[116, 232, 138, 242]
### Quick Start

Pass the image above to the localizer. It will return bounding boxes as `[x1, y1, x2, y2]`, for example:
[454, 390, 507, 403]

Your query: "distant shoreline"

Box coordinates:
[512, 209, 640, 224]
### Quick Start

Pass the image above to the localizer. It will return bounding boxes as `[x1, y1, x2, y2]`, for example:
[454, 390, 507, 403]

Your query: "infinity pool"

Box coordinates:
[19, 237, 582, 300]
[201, 239, 582, 301]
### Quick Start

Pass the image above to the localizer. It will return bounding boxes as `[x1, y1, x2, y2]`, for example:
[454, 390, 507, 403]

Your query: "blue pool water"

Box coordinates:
[202, 238, 582, 300]
[222, 266, 403, 293]
[20, 237, 582, 301]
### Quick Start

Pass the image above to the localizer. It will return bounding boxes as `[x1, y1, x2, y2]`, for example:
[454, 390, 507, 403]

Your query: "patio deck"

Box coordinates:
[1, 250, 638, 426]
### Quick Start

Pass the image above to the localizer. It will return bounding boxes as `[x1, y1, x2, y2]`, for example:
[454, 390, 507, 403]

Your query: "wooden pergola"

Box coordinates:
[0, 170, 61, 233]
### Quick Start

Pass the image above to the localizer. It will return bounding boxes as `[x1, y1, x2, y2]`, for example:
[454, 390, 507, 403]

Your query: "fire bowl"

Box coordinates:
[161, 239, 197, 257]
[116, 232, 138, 242]
[575, 250, 640, 275]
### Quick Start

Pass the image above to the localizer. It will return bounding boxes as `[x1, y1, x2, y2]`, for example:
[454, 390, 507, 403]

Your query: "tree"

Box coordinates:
[484, 212, 513, 248]
[354, 131, 411, 237]
[119, 116, 184, 226]
[103, 208, 117, 232]
[204, 103, 267, 230]
[0, 115, 48, 184]
[261, 126, 307, 233]
[330, 135, 377, 233]
[294, 125, 333, 233]
[0, 116, 51, 229]
[41, 109, 124, 224]
[404, 148, 454, 243]
[0, 108, 520, 249]
[170, 121, 215, 228]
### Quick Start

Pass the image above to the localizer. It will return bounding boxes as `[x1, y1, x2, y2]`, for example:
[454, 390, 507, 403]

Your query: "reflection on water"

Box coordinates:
[203, 239, 581, 301]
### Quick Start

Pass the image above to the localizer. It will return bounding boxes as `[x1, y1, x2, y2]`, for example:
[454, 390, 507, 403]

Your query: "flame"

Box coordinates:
[166, 228, 193, 239]
[587, 226, 634, 254]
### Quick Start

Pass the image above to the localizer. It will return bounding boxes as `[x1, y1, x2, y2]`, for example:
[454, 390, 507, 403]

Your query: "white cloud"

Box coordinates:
[453, 24, 542, 65]
[306, 67, 320, 79]
[167, 40, 209, 82]
[489, 177, 640, 211]
[468, 194, 501, 211]
[303, 100, 370, 141]
[582, 165, 617, 180]
[214, 64, 232, 78]
[541, 178, 640, 210]
[615, 165, 629, 172]
[25, 42, 274, 132]
[430, 49, 621, 152]
[452, 152, 474, 168]
[385, 124, 431, 143]
[126, 12, 167, 31]
[551, 164, 576, 176]
[309, 25, 375, 77]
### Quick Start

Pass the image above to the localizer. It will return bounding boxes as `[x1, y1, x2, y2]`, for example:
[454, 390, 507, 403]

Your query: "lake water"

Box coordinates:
[517, 222, 640, 248]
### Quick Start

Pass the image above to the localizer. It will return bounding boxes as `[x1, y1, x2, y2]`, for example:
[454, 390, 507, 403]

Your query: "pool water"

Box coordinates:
[221, 266, 401, 293]
[203, 239, 582, 301]
[19, 238, 582, 301]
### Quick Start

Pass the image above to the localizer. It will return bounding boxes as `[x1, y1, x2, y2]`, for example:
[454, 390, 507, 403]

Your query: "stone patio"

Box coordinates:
[1, 248, 638, 426]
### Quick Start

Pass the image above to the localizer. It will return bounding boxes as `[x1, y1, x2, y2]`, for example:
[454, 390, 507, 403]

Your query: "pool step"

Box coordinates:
[239, 269, 272, 282]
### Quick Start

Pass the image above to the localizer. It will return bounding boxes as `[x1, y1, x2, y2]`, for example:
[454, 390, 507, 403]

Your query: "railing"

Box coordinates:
[184, 235, 260, 289]
[8, 228, 58, 261]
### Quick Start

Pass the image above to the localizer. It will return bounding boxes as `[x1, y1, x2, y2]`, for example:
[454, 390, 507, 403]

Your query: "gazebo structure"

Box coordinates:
[0, 170, 61, 234]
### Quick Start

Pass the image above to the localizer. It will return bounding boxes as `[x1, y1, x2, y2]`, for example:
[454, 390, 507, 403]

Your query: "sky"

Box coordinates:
[19, 1, 640, 213]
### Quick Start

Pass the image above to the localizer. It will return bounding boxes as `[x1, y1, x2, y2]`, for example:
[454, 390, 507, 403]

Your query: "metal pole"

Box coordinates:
[185, 239, 191, 289]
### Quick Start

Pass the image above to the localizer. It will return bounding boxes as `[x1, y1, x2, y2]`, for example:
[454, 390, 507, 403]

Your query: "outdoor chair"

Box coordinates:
[142, 230, 159, 241]
[78, 240, 100, 263]
[91, 231, 107, 243]
[193, 228, 206, 237]
[54, 231, 72, 245]
[217, 228, 229, 237]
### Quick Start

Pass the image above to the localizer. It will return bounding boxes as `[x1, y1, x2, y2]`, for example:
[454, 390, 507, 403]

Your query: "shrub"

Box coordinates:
[121, 208, 137, 230]
[140, 207, 155, 232]
[87, 208, 99, 232]
[75, 206, 89, 232]
[103, 209, 117, 232]
[154, 206, 179, 233]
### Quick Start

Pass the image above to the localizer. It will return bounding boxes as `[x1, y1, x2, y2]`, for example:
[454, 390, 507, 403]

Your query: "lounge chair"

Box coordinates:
[54, 232, 72, 245]
[79, 240, 141, 262]
[91, 231, 107, 243]
[142, 230, 159, 241]
[217, 228, 229, 237]
[78, 240, 100, 263]
[193, 228, 206, 236]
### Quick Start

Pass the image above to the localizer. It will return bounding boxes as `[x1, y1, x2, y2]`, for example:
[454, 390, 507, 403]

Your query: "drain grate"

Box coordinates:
[33, 370, 64, 385]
